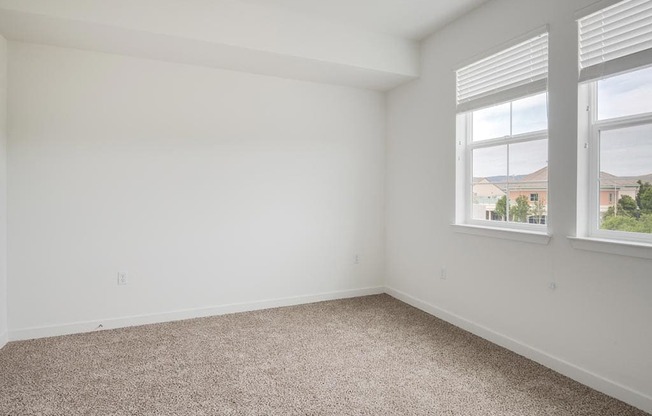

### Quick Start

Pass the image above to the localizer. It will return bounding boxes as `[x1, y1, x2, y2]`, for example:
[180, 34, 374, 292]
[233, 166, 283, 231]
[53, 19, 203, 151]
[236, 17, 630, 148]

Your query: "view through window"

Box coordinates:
[578, 0, 652, 242]
[595, 66, 652, 235]
[470, 93, 549, 225]
[456, 31, 549, 230]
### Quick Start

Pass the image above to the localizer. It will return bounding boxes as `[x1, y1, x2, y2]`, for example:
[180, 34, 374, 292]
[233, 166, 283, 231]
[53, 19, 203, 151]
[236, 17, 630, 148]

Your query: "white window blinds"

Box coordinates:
[456, 32, 548, 113]
[579, 0, 652, 82]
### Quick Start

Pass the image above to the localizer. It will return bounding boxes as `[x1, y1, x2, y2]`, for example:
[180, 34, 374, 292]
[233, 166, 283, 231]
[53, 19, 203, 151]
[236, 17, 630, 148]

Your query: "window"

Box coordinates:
[456, 31, 549, 231]
[528, 215, 546, 225]
[579, 0, 652, 243]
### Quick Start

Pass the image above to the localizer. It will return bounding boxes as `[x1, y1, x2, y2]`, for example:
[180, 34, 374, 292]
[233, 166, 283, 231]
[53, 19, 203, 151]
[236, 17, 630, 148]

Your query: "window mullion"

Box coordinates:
[468, 132, 548, 150]
[594, 112, 652, 130]
[510, 101, 514, 137]
[506, 143, 511, 223]
[589, 83, 600, 237]
[467, 114, 474, 224]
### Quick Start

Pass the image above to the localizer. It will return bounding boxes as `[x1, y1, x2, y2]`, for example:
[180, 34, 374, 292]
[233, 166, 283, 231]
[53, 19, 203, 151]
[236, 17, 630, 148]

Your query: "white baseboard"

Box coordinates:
[384, 286, 652, 415]
[9, 286, 384, 342]
[0, 331, 7, 350]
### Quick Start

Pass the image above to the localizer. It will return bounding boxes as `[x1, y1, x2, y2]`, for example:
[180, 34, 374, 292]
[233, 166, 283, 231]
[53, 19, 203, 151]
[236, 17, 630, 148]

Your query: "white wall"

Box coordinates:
[386, 0, 652, 412]
[0, 0, 419, 90]
[7, 42, 385, 338]
[0, 0, 418, 74]
[0, 35, 7, 349]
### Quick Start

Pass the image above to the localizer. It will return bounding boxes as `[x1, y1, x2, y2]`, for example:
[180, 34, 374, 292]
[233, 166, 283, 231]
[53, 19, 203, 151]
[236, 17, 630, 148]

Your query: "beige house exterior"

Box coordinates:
[472, 167, 652, 223]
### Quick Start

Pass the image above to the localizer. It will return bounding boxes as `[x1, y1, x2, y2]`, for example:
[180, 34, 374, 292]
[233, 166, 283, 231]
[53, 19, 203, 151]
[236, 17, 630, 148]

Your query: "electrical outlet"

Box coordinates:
[440, 267, 447, 280]
[354, 254, 360, 265]
[548, 282, 557, 291]
[117, 271, 128, 286]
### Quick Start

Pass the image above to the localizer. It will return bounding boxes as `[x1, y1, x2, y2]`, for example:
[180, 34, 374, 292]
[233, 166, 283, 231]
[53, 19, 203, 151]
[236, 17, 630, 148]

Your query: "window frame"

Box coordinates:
[454, 28, 550, 234]
[458, 93, 549, 232]
[585, 79, 652, 244]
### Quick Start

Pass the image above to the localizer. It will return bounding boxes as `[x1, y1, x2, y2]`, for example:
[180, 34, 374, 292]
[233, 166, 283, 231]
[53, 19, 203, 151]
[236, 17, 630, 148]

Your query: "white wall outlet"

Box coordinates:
[549, 282, 557, 291]
[440, 267, 447, 280]
[354, 254, 360, 265]
[117, 271, 128, 286]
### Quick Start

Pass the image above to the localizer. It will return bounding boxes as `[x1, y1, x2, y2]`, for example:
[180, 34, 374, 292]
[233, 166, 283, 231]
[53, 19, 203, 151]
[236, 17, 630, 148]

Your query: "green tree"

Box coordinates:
[604, 206, 616, 218]
[637, 180, 652, 214]
[529, 198, 546, 224]
[601, 213, 652, 233]
[618, 195, 638, 216]
[510, 195, 530, 223]
[601, 182, 652, 234]
[494, 195, 507, 221]
[604, 195, 639, 219]
[494, 195, 532, 222]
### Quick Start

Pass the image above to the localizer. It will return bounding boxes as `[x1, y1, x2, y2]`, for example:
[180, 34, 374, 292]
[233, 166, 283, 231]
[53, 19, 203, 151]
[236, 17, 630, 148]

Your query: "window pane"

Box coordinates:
[512, 93, 548, 135]
[507, 140, 547, 225]
[473, 145, 507, 181]
[599, 124, 652, 234]
[466, 96, 548, 227]
[600, 125, 652, 177]
[472, 183, 507, 221]
[508, 192, 532, 223]
[508, 185, 547, 225]
[472, 102, 510, 142]
[597, 66, 652, 120]
[509, 139, 548, 179]
[472, 145, 507, 222]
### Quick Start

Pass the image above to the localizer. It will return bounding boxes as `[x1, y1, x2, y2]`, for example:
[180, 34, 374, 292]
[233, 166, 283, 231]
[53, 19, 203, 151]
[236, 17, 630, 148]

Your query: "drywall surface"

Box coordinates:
[0, 0, 419, 90]
[385, 0, 652, 412]
[0, 35, 6, 349]
[0, 0, 417, 74]
[8, 42, 385, 336]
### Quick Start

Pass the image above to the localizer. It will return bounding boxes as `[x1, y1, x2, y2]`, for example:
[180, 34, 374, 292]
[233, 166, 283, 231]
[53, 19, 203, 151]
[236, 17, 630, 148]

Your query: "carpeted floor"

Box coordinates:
[0, 295, 647, 415]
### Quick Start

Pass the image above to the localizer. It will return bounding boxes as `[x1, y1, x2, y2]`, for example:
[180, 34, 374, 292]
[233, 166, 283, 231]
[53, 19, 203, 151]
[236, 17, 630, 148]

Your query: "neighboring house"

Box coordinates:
[598, 172, 652, 213]
[473, 178, 505, 202]
[472, 167, 652, 222]
[472, 167, 548, 223]
[509, 166, 549, 217]
[472, 178, 505, 220]
[509, 167, 549, 224]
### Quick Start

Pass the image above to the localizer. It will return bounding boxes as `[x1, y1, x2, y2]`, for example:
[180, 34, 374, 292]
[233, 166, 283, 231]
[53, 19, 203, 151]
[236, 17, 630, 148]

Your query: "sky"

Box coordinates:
[598, 66, 652, 177]
[472, 93, 548, 179]
[471, 67, 652, 179]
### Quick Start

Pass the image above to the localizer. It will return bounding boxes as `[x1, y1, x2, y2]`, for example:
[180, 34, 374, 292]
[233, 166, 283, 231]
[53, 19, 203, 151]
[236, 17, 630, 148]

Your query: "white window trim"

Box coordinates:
[456, 96, 550, 233]
[452, 224, 551, 245]
[568, 237, 652, 260]
[583, 80, 652, 246]
[455, 29, 550, 236]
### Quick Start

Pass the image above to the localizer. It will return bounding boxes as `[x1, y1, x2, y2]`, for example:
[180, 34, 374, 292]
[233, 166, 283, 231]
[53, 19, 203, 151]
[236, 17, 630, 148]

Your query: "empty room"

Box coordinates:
[0, 0, 651, 414]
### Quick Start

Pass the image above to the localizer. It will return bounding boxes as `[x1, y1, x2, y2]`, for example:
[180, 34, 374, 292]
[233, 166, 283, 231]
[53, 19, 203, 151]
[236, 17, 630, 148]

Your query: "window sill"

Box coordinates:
[568, 237, 652, 260]
[451, 224, 551, 245]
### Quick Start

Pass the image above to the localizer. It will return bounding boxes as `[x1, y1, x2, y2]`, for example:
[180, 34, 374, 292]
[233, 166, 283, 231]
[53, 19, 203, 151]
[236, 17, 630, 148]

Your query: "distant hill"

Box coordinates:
[484, 175, 526, 183]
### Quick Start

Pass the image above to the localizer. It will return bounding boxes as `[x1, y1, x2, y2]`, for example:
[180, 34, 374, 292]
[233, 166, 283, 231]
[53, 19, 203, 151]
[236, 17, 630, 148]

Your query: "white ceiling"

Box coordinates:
[238, 0, 488, 40]
[0, 0, 488, 90]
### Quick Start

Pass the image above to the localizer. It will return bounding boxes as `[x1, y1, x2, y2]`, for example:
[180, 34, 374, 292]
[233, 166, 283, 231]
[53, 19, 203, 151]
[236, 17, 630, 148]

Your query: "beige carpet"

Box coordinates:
[0, 294, 647, 415]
